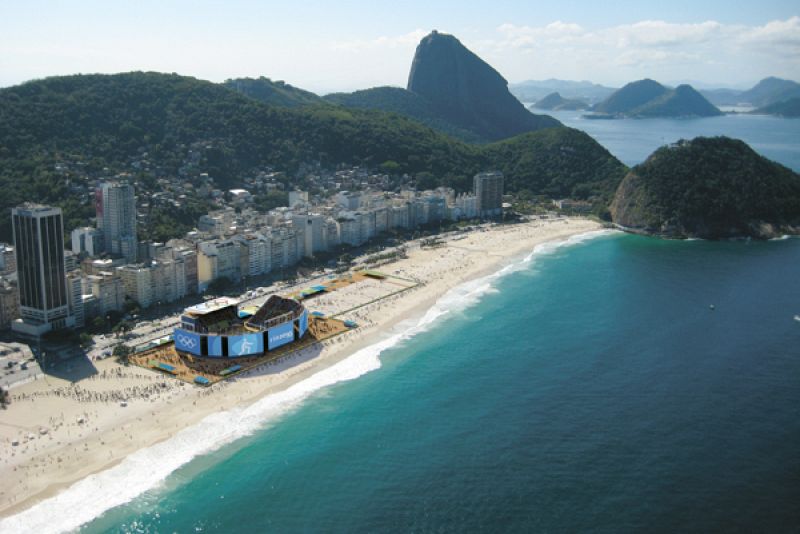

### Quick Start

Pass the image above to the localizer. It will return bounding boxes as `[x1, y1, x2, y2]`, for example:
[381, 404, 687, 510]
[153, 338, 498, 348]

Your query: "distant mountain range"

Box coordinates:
[753, 97, 800, 118]
[701, 77, 800, 108]
[509, 79, 616, 104]
[513, 76, 800, 119]
[529, 92, 588, 111]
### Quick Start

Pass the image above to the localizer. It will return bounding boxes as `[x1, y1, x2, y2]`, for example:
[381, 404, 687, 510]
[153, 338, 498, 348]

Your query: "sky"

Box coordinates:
[1, 0, 798, 93]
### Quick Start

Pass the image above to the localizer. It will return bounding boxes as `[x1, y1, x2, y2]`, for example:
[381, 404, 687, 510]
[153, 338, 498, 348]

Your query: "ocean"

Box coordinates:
[544, 109, 800, 171]
[15, 232, 783, 533]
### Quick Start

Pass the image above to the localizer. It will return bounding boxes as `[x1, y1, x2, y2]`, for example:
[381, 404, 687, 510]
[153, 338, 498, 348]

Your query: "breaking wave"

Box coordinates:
[0, 228, 615, 534]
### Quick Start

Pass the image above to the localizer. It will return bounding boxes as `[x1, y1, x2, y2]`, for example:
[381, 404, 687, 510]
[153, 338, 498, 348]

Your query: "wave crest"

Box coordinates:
[0, 228, 615, 534]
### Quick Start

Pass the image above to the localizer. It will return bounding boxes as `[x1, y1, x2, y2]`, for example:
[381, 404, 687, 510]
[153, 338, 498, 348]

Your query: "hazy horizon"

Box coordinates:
[1, 1, 798, 94]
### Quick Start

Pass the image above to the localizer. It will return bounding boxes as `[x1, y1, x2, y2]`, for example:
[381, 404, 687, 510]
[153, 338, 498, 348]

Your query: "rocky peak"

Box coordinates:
[406, 31, 559, 141]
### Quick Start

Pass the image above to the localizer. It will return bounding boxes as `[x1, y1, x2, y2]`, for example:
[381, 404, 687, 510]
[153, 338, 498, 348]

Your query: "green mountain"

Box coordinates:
[0, 72, 626, 241]
[592, 79, 669, 115]
[530, 92, 588, 111]
[631, 85, 722, 117]
[323, 86, 484, 142]
[406, 31, 560, 141]
[591, 80, 721, 118]
[738, 77, 800, 108]
[610, 137, 800, 238]
[753, 97, 800, 118]
[223, 77, 325, 108]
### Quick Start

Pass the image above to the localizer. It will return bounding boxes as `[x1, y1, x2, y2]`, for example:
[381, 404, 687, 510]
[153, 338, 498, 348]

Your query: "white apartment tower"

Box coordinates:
[97, 182, 137, 262]
[473, 171, 504, 218]
[71, 226, 104, 257]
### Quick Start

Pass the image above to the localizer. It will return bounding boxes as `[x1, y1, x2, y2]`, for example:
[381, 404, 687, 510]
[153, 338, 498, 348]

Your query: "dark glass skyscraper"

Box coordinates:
[11, 204, 72, 336]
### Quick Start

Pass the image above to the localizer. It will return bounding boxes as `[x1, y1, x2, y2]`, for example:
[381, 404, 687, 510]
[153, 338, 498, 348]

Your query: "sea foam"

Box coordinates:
[0, 228, 616, 534]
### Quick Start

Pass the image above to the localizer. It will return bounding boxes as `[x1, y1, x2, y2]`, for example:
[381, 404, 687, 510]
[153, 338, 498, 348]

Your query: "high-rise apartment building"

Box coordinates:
[11, 204, 74, 336]
[291, 213, 326, 257]
[473, 171, 504, 218]
[97, 182, 137, 262]
[71, 226, 104, 257]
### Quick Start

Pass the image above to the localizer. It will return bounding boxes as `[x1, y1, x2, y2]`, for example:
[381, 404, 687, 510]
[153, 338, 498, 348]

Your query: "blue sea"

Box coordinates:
[4, 232, 798, 534]
[545, 109, 800, 171]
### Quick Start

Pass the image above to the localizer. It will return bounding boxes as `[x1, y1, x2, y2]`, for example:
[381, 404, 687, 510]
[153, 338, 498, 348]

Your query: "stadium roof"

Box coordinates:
[184, 296, 240, 316]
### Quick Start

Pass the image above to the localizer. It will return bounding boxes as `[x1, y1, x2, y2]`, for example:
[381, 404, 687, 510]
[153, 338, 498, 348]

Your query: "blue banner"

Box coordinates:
[268, 321, 294, 351]
[174, 329, 201, 355]
[228, 333, 263, 357]
[298, 310, 308, 338]
[208, 335, 223, 357]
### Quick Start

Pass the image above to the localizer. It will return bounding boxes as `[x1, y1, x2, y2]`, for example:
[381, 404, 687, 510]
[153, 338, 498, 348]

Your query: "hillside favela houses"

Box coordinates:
[0, 170, 508, 342]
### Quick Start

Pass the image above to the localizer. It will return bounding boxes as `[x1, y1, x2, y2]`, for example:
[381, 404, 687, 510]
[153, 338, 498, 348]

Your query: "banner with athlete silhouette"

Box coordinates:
[228, 333, 263, 357]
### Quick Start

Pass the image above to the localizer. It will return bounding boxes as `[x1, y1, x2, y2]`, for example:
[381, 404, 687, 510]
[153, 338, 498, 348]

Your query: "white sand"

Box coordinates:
[0, 217, 602, 518]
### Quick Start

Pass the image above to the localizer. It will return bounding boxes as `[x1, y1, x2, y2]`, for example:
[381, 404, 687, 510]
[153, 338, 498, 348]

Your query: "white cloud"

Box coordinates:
[739, 16, 800, 52]
[475, 17, 800, 86]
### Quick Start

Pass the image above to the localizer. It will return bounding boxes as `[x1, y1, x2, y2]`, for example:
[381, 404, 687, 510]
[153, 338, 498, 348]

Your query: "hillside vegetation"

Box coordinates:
[610, 137, 800, 238]
[223, 77, 325, 108]
[0, 72, 628, 240]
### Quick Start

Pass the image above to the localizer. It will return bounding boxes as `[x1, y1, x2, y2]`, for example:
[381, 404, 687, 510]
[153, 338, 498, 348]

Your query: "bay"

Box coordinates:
[542, 109, 800, 171]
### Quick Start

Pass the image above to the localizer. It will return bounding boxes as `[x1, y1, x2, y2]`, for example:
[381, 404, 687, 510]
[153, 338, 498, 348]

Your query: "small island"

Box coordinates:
[587, 79, 722, 119]
[529, 92, 588, 111]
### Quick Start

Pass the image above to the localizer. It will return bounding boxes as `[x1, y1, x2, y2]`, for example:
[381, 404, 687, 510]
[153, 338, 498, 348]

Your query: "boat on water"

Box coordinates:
[794, 315, 800, 322]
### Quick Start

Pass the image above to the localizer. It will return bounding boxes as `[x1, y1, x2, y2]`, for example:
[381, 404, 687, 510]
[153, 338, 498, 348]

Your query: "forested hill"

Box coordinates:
[223, 77, 326, 108]
[610, 137, 800, 238]
[753, 97, 800, 118]
[592, 79, 721, 118]
[0, 72, 627, 240]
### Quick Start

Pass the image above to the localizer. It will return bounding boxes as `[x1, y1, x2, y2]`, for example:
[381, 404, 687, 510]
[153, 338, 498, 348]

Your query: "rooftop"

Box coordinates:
[184, 296, 241, 316]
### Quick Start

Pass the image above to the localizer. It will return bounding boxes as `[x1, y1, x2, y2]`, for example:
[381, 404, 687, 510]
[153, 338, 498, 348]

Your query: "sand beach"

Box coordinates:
[0, 217, 602, 521]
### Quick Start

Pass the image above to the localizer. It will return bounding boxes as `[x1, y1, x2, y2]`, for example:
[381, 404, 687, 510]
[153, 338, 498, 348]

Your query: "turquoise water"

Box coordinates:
[546, 110, 800, 171]
[71, 234, 800, 533]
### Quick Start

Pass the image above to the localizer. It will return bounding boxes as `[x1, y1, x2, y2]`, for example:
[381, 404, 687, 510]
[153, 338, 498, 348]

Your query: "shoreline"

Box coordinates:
[0, 217, 605, 530]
